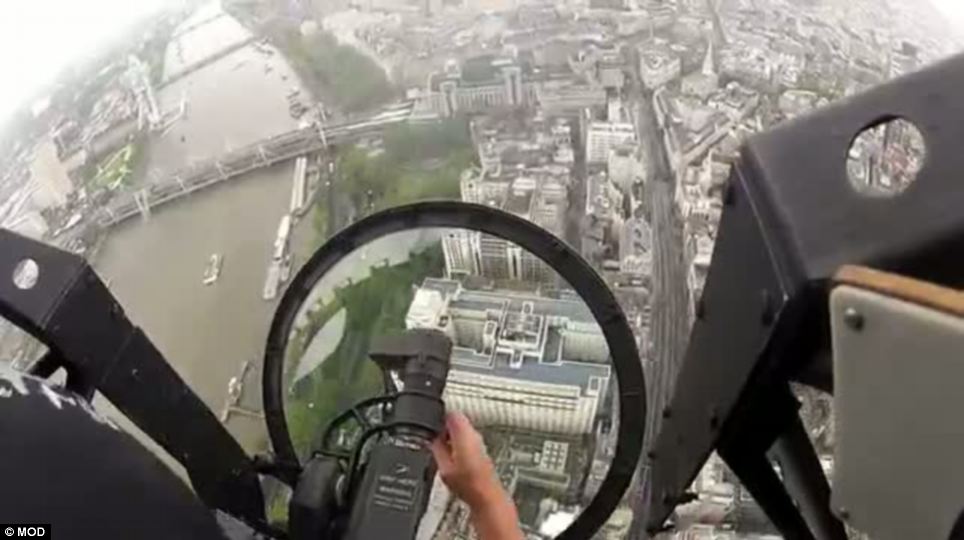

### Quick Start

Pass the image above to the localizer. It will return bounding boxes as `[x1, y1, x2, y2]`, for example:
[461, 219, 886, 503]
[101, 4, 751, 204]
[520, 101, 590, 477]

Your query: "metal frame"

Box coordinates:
[0, 229, 266, 526]
[262, 200, 647, 540]
[645, 51, 964, 536]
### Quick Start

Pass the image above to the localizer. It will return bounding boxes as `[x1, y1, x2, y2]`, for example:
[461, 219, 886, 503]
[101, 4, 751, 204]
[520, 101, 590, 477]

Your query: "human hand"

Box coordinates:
[429, 411, 504, 509]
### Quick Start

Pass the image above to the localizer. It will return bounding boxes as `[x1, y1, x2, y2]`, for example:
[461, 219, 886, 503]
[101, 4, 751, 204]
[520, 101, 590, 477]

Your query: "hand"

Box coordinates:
[430, 412, 523, 540]
[429, 411, 503, 509]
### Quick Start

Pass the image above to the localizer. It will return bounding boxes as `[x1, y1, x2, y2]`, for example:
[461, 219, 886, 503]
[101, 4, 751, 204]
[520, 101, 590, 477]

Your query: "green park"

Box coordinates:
[283, 246, 445, 460]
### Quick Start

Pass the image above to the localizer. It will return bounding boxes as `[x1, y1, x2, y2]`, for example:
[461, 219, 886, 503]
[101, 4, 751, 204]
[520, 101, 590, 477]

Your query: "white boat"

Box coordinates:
[202, 253, 223, 285]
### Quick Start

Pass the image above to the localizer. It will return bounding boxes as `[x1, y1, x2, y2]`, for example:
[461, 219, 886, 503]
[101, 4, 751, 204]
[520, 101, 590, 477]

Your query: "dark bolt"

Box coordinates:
[838, 508, 850, 521]
[844, 307, 864, 331]
[646, 449, 657, 460]
[662, 407, 672, 419]
[695, 297, 706, 320]
[760, 290, 774, 326]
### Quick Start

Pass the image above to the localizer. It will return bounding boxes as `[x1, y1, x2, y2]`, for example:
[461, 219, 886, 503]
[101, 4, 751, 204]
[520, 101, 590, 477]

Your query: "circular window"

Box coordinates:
[847, 118, 925, 197]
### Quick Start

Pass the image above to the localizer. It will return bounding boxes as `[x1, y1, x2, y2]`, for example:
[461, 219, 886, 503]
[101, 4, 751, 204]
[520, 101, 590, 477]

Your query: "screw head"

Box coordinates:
[844, 307, 864, 331]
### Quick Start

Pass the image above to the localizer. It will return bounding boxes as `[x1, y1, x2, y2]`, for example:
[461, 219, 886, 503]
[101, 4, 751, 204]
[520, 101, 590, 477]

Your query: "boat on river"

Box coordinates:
[202, 253, 223, 285]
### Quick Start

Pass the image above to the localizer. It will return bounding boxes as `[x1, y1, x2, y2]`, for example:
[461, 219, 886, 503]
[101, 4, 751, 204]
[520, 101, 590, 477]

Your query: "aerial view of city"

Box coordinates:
[0, 0, 961, 538]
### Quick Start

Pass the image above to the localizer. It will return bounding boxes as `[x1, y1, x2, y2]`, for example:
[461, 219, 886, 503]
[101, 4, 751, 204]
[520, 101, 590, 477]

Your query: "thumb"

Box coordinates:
[446, 410, 480, 455]
[430, 436, 455, 474]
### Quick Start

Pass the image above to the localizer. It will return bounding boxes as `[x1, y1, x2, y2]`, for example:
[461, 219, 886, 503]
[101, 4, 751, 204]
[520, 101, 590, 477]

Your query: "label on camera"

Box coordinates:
[372, 464, 419, 512]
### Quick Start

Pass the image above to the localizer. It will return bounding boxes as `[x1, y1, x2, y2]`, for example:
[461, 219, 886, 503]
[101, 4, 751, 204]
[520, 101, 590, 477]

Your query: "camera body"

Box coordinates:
[289, 329, 452, 540]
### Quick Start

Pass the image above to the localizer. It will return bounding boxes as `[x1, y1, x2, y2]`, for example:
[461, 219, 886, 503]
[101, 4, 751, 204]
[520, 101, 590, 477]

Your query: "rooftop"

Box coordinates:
[505, 184, 535, 216]
[450, 326, 610, 392]
[410, 279, 610, 392]
[422, 277, 599, 326]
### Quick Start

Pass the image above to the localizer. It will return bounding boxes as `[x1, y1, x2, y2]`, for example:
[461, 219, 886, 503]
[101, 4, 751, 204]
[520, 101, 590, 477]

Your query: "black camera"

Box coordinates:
[288, 329, 452, 540]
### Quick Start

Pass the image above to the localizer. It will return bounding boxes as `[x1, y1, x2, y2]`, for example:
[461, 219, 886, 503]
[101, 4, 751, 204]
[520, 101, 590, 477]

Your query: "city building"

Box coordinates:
[461, 113, 574, 285]
[681, 42, 720, 99]
[658, 93, 730, 171]
[417, 55, 536, 117]
[536, 83, 608, 114]
[441, 228, 481, 278]
[607, 145, 645, 194]
[29, 139, 73, 209]
[707, 82, 760, 122]
[639, 46, 682, 89]
[687, 232, 713, 304]
[582, 170, 627, 270]
[585, 121, 636, 164]
[585, 171, 624, 223]
[597, 48, 626, 90]
[471, 114, 576, 172]
[405, 278, 612, 435]
[607, 94, 624, 123]
[778, 89, 821, 119]
[584, 402, 619, 500]
[638, 0, 678, 28]
[720, 46, 772, 88]
[619, 216, 652, 279]
[449, 168, 569, 283]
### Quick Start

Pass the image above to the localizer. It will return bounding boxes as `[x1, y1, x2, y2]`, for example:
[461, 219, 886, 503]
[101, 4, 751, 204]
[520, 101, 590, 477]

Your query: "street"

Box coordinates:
[649, 179, 691, 436]
[629, 62, 693, 539]
[566, 116, 587, 252]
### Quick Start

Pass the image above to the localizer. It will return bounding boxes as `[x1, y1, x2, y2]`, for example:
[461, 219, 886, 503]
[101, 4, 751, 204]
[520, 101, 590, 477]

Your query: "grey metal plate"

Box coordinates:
[831, 285, 964, 540]
[746, 53, 964, 282]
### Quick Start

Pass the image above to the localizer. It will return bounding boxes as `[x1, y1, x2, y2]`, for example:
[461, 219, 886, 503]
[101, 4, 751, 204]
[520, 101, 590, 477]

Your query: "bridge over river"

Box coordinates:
[98, 102, 417, 227]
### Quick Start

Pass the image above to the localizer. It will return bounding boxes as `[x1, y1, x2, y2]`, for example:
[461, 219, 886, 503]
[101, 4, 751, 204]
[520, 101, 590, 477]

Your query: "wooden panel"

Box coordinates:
[834, 265, 964, 317]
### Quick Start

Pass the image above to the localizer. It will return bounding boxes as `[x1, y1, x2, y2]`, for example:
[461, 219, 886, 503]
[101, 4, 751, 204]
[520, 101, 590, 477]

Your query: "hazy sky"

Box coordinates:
[0, 0, 963, 127]
[0, 0, 166, 125]
[931, 0, 964, 27]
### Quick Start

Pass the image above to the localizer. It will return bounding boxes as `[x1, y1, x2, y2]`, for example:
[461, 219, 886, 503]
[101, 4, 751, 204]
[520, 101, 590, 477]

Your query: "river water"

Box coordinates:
[93, 2, 307, 455]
